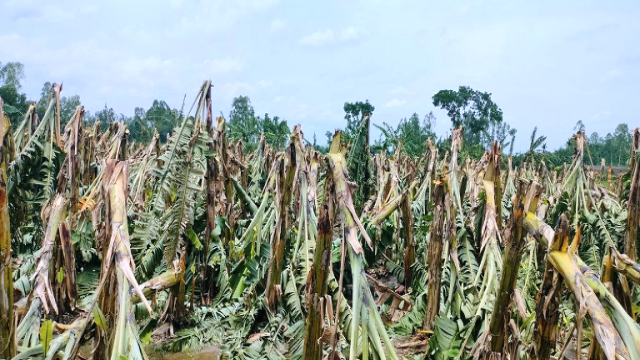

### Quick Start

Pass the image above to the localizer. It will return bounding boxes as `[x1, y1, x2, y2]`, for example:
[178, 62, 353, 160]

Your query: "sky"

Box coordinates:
[1, 0, 639, 152]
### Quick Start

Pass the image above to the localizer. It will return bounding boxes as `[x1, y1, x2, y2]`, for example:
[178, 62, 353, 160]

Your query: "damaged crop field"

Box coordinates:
[1, 81, 640, 360]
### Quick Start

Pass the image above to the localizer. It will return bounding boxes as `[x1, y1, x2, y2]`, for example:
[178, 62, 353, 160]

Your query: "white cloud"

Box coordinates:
[391, 86, 410, 95]
[299, 27, 361, 46]
[170, 0, 280, 37]
[217, 82, 255, 100]
[384, 99, 406, 107]
[215, 80, 273, 101]
[201, 58, 243, 75]
[270, 19, 286, 32]
[601, 69, 622, 82]
[340, 27, 359, 41]
[299, 29, 335, 46]
[169, 0, 185, 9]
[0, 33, 27, 58]
[2, 0, 636, 154]
[291, 103, 310, 119]
[256, 79, 273, 88]
[591, 110, 613, 120]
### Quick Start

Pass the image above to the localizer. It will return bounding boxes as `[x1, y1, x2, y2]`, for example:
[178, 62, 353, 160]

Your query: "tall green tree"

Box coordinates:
[145, 100, 179, 142]
[373, 112, 436, 157]
[0, 62, 25, 90]
[610, 123, 633, 165]
[326, 100, 375, 146]
[86, 100, 177, 144]
[228, 96, 260, 151]
[228, 96, 290, 151]
[260, 113, 290, 150]
[128, 107, 153, 144]
[0, 84, 29, 126]
[0, 61, 29, 126]
[90, 105, 119, 132]
[432, 86, 504, 156]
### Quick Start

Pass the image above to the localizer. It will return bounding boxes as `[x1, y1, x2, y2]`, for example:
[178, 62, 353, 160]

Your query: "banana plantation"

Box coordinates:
[1, 81, 640, 360]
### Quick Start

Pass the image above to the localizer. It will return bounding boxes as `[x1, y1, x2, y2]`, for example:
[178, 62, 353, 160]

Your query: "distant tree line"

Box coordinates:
[0, 61, 294, 148]
[0, 61, 183, 144]
[1, 61, 635, 168]
[227, 96, 291, 151]
[331, 86, 635, 171]
[512, 120, 634, 169]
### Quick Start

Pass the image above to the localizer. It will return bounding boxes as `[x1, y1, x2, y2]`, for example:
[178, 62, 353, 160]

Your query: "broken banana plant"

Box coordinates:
[3, 80, 640, 360]
[265, 137, 297, 312]
[96, 160, 152, 360]
[524, 211, 640, 359]
[486, 180, 536, 357]
[531, 215, 569, 360]
[626, 128, 639, 260]
[327, 131, 399, 360]
[0, 98, 15, 359]
[424, 175, 445, 331]
[302, 202, 333, 360]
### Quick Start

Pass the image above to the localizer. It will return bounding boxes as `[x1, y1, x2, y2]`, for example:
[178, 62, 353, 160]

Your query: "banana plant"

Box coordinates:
[98, 160, 153, 360]
[0, 97, 16, 359]
[327, 131, 399, 360]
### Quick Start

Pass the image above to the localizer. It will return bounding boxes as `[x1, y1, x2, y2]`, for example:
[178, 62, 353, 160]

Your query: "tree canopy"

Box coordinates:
[0, 61, 635, 171]
[513, 120, 634, 169]
[228, 95, 291, 152]
[326, 99, 375, 145]
[432, 86, 508, 157]
[372, 112, 436, 157]
[0, 62, 29, 125]
[0, 62, 25, 90]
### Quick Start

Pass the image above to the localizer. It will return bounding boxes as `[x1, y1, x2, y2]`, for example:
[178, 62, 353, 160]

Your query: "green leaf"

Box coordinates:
[57, 267, 64, 284]
[211, 217, 228, 240]
[93, 306, 108, 331]
[71, 232, 81, 245]
[215, 216, 229, 231]
[2, 103, 21, 115]
[140, 331, 152, 345]
[187, 228, 203, 250]
[40, 319, 53, 355]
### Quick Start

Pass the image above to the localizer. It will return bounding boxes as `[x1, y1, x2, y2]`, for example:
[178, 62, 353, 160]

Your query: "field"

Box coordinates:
[1, 81, 640, 360]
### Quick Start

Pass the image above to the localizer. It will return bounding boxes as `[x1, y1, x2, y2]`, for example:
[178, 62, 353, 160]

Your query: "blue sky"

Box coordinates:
[1, 0, 638, 151]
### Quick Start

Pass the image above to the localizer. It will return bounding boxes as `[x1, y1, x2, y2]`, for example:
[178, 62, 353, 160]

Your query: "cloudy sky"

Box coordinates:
[1, 0, 638, 151]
